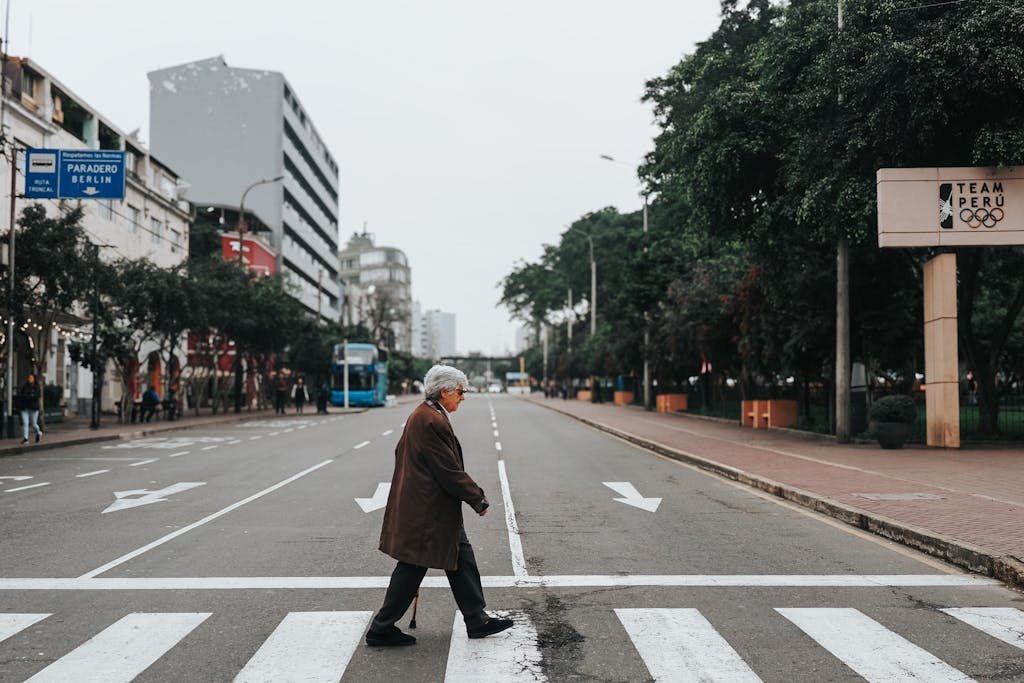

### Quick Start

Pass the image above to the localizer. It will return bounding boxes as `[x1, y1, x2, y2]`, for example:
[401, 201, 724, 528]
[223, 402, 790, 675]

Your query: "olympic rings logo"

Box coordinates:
[960, 207, 1005, 229]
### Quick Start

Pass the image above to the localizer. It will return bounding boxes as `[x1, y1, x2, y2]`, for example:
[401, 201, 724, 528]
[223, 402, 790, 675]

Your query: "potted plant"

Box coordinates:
[869, 394, 916, 449]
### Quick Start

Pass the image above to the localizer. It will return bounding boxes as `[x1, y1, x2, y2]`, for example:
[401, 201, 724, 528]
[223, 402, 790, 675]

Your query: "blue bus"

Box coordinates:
[330, 342, 388, 407]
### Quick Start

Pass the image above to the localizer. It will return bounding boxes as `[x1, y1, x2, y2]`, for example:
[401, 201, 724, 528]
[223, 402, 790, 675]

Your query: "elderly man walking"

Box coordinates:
[366, 364, 513, 647]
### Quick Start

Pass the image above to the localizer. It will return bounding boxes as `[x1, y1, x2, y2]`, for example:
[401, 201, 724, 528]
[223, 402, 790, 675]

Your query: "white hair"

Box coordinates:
[424, 364, 468, 399]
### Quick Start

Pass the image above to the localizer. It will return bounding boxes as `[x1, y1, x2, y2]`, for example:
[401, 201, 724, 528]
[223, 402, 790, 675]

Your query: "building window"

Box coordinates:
[127, 205, 140, 233]
[360, 250, 385, 266]
[170, 228, 182, 253]
[98, 200, 114, 221]
[150, 217, 162, 243]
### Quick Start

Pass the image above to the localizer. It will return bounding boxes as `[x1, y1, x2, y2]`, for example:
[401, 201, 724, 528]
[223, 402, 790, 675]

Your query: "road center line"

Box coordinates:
[167, 451, 190, 458]
[249, 436, 262, 441]
[381, 429, 393, 436]
[353, 441, 370, 450]
[498, 460, 528, 578]
[200, 445, 218, 451]
[77, 459, 335, 579]
[129, 459, 158, 467]
[5, 482, 50, 493]
[76, 470, 110, 478]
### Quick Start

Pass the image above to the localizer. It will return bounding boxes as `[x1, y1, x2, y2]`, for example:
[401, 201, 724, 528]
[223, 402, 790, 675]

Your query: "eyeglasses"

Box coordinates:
[455, 388, 466, 396]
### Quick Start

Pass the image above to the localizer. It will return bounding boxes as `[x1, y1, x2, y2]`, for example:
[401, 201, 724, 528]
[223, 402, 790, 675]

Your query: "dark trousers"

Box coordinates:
[370, 528, 486, 633]
[274, 392, 286, 414]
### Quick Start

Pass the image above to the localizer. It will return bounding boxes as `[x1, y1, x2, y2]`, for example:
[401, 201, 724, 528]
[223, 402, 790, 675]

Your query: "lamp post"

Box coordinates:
[233, 176, 282, 413]
[236, 176, 283, 267]
[600, 154, 653, 410]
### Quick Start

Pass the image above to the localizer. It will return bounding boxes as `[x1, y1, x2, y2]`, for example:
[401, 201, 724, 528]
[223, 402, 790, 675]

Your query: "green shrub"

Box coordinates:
[869, 394, 916, 424]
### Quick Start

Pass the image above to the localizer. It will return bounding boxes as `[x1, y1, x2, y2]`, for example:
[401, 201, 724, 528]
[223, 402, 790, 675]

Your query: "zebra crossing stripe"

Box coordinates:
[445, 610, 544, 682]
[615, 608, 761, 682]
[24, 612, 211, 683]
[234, 611, 372, 683]
[0, 613, 49, 643]
[776, 608, 972, 682]
[941, 607, 1024, 651]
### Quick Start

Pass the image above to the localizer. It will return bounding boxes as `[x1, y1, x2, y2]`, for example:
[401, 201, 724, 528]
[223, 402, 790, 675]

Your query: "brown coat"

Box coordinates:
[378, 401, 489, 570]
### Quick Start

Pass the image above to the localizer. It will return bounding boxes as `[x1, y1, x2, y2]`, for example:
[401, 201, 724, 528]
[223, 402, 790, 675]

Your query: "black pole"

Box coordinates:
[90, 244, 101, 429]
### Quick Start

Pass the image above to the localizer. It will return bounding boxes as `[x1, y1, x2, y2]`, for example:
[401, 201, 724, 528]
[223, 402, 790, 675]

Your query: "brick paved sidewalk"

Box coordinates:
[527, 395, 1024, 588]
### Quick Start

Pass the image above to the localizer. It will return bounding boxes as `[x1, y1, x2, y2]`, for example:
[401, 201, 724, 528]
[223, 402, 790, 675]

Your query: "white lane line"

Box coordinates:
[167, 451, 190, 458]
[268, 431, 280, 436]
[298, 426, 307, 430]
[5, 482, 50, 493]
[616, 608, 760, 682]
[497, 460, 528, 578]
[235, 611, 371, 683]
[24, 612, 211, 683]
[228, 439, 243, 444]
[201, 445, 219, 451]
[776, 608, 971, 682]
[495, 442, 502, 452]
[942, 607, 1024, 650]
[0, 613, 49, 643]
[129, 458, 158, 467]
[78, 460, 334, 579]
[353, 441, 371, 450]
[249, 436, 262, 441]
[446, 610, 544, 682]
[283, 428, 294, 433]
[0, 574, 1000, 591]
[493, 429, 500, 438]
[381, 429, 393, 436]
[76, 470, 110, 478]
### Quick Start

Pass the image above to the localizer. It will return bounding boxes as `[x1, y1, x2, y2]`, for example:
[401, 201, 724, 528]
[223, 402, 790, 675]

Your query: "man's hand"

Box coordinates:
[478, 507, 488, 516]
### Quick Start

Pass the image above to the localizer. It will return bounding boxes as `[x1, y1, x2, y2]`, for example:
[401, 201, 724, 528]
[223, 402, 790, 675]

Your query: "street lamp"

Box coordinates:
[600, 154, 653, 411]
[567, 225, 596, 336]
[236, 176, 283, 266]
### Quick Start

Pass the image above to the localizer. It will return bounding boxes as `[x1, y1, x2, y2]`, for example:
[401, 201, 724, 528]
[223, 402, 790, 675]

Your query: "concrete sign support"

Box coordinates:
[877, 166, 1024, 448]
[923, 254, 960, 448]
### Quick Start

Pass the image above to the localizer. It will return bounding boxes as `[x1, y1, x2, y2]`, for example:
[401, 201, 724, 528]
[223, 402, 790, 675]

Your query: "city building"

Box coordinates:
[1, 55, 191, 418]
[339, 232, 412, 352]
[148, 56, 341, 322]
[412, 302, 456, 359]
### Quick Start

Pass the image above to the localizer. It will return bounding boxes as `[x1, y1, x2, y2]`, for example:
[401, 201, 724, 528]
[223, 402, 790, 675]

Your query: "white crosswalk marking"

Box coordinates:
[233, 611, 372, 683]
[776, 607, 972, 682]
[615, 608, 761, 682]
[25, 612, 211, 683]
[942, 607, 1024, 651]
[0, 613, 49, 643]
[445, 610, 545, 682]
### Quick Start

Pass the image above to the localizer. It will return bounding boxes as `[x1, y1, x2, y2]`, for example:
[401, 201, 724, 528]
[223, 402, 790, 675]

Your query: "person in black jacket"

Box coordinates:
[17, 373, 43, 444]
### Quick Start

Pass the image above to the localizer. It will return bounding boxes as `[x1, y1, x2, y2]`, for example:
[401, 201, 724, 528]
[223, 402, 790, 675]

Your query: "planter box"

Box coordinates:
[872, 421, 911, 449]
[656, 394, 688, 413]
[576, 390, 593, 401]
[613, 391, 634, 406]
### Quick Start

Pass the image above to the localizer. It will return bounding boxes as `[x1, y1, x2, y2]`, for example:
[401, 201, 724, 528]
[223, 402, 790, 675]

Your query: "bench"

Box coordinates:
[741, 399, 797, 429]
[656, 394, 688, 413]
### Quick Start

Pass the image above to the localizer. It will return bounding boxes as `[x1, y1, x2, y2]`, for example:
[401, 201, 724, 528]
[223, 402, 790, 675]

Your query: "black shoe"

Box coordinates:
[467, 616, 514, 639]
[20, 438, 28, 444]
[35, 432, 41, 443]
[365, 626, 416, 647]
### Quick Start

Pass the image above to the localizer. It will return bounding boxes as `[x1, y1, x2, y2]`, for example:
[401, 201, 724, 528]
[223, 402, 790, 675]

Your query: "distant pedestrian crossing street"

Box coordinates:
[2, 605, 1022, 681]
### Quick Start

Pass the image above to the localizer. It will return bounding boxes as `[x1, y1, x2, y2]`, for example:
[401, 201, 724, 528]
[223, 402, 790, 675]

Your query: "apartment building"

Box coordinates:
[1, 55, 191, 416]
[412, 302, 456, 359]
[148, 56, 341, 322]
[339, 232, 412, 352]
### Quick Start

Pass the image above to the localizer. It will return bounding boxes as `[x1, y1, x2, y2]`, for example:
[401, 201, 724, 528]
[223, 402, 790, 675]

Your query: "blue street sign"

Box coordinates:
[25, 148, 126, 200]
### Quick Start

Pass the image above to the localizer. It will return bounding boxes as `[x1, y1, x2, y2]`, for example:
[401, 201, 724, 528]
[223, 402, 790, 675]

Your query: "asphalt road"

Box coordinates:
[1, 395, 1022, 682]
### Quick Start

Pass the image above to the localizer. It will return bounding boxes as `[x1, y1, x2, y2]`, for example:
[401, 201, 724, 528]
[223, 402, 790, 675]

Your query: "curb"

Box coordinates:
[0, 408, 367, 459]
[529, 398, 1024, 591]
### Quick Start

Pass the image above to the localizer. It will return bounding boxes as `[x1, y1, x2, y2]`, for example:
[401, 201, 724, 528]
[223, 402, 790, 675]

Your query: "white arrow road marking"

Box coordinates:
[0, 475, 32, 481]
[603, 482, 661, 512]
[102, 482, 206, 514]
[354, 483, 390, 512]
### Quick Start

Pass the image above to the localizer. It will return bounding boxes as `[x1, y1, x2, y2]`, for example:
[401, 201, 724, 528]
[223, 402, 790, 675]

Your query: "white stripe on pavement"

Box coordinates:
[5, 482, 50, 492]
[942, 607, 1024, 650]
[234, 611, 371, 683]
[25, 612, 211, 683]
[76, 470, 109, 478]
[78, 460, 334, 579]
[228, 439, 242, 444]
[497, 460, 527, 578]
[445, 610, 544, 682]
[776, 608, 971, 682]
[168, 451, 189, 458]
[0, 613, 49, 643]
[0, 574, 1000, 591]
[353, 441, 370, 450]
[615, 608, 760, 682]
[129, 458, 158, 467]
[201, 445, 218, 451]
[249, 436, 262, 441]
[381, 429, 393, 436]
[495, 442, 502, 452]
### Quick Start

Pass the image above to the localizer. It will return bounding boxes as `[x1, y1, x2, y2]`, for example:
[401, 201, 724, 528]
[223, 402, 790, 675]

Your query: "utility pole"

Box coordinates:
[642, 195, 652, 411]
[567, 287, 573, 353]
[4, 144, 15, 437]
[90, 244, 101, 429]
[834, 0, 851, 442]
[342, 338, 349, 409]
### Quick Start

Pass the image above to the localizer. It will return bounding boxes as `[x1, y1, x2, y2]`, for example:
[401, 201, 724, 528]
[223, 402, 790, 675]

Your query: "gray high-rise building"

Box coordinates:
[148, 56, 341, 321]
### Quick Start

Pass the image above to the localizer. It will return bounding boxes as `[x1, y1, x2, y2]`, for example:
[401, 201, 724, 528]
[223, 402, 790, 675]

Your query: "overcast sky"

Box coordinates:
[19, 0, 722, 355]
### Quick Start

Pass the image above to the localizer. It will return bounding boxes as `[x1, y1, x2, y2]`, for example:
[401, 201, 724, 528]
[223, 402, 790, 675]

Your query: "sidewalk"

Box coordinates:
[527, 395, 1024, 589]
[0, 405, 367, 458]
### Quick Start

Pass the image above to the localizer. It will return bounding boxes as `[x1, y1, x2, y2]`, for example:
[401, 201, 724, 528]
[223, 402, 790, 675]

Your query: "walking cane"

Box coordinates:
[409, 590, 420, 629]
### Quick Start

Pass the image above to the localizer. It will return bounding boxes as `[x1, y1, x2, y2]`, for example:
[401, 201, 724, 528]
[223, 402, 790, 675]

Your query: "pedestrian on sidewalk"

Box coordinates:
[16, 373, 43, 444]
[366, 364, 513, 647]
[140, 385, 160, 423]
[273, 376, 288, 414]
[291, 377, 309, 414]
[316, 382, 330, 414]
